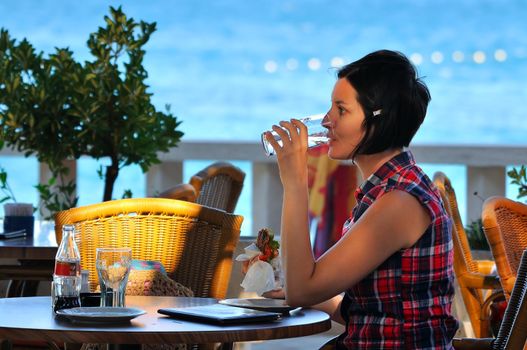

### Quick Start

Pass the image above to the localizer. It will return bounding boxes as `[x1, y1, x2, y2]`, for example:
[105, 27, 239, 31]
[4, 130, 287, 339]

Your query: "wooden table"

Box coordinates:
[0, 296, 331, 349]
[0, 221, 57, 296]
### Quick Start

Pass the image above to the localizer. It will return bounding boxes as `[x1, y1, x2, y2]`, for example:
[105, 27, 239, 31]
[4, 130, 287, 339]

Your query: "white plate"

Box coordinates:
[56, 307, 146, 323]
[219, 298, 297, 314]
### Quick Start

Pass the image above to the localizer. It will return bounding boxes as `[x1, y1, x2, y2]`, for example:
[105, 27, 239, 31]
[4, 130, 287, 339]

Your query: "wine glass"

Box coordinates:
[96, 248, 132, 307]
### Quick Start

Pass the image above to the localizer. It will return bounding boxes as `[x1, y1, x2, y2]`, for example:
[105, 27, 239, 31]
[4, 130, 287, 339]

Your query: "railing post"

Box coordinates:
[252, 161, 283, 234]
[145, 161, 184, 197]
[466, 166, 506, 223]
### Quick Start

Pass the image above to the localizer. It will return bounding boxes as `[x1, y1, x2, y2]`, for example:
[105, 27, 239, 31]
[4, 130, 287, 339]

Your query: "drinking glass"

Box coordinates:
[96, 248, 132, 307]
[261, 113, 329, 156]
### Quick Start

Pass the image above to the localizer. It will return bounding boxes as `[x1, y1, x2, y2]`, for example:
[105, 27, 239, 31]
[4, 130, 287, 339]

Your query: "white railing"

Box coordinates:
[1, 142, 526, 234]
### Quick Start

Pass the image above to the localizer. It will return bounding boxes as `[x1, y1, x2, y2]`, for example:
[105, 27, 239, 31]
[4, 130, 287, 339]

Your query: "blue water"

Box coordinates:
[1, 0, 526, 232]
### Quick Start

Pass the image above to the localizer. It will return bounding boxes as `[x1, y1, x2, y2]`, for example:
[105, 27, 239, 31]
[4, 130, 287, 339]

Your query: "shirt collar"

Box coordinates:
[354, 150, 416, 202]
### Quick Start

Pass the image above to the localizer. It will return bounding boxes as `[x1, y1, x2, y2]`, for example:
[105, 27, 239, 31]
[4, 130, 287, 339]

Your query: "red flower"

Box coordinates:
[256, 228, 279, 263]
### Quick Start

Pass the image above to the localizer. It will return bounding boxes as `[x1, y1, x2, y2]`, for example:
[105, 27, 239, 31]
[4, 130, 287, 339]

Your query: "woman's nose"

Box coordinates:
[322, 112, 332, 128]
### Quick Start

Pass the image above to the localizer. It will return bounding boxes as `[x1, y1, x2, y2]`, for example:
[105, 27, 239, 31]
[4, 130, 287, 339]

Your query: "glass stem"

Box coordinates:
[113, 289, 119, 307]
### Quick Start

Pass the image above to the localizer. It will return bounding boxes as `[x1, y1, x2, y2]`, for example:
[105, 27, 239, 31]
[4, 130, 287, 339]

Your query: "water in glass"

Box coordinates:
[96, 248, 132, 307]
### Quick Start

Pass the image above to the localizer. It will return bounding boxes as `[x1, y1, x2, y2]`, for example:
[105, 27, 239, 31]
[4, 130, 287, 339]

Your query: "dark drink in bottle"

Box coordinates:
[52, 225, 81, 313]
[53, 296, 82, 313]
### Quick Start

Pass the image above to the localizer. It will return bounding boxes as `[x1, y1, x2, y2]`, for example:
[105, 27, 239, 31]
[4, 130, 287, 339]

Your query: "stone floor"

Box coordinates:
[233, 322, 343, 349]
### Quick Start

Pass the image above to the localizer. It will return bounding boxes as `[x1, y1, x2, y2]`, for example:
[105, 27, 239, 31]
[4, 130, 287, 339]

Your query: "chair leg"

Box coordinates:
[6, 280, 23, 297]
[21, 281, 40, 296]
[0, 339, 12, 350]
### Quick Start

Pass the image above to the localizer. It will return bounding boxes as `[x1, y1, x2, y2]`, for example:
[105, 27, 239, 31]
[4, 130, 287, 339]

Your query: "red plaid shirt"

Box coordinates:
[338, 151, 459, 349]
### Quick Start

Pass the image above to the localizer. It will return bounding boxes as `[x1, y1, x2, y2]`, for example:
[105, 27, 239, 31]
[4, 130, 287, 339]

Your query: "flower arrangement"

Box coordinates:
[255, 228, 280, 263]
[236, 227, 283, 295]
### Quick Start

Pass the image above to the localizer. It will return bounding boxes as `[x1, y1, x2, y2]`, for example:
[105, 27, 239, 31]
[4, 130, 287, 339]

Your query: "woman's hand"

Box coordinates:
[241, 255, 261, 275]
[262, 288, 285, 299]
[264, 119, 309, 188]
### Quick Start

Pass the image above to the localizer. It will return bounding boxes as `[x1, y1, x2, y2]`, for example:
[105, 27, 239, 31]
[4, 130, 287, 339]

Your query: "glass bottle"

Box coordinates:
[52, 224, 81, 313]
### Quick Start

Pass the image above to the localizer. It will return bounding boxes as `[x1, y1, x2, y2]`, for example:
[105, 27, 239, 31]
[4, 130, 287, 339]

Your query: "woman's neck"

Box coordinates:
[354, 148, 404, 180]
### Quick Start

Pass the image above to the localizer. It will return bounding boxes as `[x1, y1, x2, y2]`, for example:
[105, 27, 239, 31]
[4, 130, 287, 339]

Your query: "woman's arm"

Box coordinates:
[263, 290, 345, 324]
[266, 120, 431, 308]
[312, 294, 345, 324]
[282, 187, 430, 306]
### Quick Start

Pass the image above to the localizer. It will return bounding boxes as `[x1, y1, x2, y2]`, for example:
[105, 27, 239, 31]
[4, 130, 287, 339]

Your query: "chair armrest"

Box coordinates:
[501, 277, 516, 296]
[452, 338, 493, 350]
[458, 271, 502, 289]
[157, 184, 197, 202]
[476, 260, 496, 275]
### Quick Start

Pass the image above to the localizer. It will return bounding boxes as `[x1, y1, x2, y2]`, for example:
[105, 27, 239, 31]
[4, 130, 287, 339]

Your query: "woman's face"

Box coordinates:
[324, 78, 366, 160]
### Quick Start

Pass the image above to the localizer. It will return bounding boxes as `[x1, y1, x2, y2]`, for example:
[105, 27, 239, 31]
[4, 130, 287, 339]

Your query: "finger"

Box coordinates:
[264, 130, 281, 154]
[249, 255, 260, 265]
[279, 120, 301, 144]
[269, 124, 291, 152]
[272, 123, 290, 142]
[277, 121, 300, 155]
[263, 122, 288, 154]
[290, 118, 308, 147]
[291, 118, 308, 134]
[262, 289, 286, 299]
[241, 260, 251, 274]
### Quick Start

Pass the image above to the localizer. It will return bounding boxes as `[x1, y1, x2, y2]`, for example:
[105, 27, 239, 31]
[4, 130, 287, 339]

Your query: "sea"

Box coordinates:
[1, 0, 526, 233]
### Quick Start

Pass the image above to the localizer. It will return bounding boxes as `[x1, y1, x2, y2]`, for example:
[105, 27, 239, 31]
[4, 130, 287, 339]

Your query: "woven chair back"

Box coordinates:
[434, 171, 502, 338]
[434, 172, 478, 272]
[453, 250, 527, 350]
[190, 161, 245, 213]
[482, 196, 527, 299]
[55, 198, 243, 299]
[495, 249, 527, 350]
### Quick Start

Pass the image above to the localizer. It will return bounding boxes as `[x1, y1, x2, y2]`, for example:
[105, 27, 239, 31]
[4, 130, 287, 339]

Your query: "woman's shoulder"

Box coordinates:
[381, 163, 434, 195]
[380, 164, 447, 218]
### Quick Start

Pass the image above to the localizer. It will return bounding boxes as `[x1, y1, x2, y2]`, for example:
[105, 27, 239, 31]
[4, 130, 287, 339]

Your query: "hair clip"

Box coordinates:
[372, 109, 382, 117]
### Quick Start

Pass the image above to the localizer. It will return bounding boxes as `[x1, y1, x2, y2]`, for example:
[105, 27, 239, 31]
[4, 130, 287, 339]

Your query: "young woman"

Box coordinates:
[263, 50, 459, 349]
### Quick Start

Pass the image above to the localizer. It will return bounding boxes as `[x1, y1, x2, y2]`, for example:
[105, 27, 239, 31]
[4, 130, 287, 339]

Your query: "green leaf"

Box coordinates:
[121, 189, 132, 199]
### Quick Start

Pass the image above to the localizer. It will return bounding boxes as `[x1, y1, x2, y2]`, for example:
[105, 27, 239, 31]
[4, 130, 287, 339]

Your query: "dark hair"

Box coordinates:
[337, 49, 430, 158]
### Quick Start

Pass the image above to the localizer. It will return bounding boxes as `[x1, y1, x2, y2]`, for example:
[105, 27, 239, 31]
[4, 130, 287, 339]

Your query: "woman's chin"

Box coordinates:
[328, 148, 345, 160]
[328, 146, 354, 161]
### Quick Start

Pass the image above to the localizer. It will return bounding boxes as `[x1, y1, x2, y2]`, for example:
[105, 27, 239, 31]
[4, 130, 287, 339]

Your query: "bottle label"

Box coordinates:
[54, 261, 81, 276]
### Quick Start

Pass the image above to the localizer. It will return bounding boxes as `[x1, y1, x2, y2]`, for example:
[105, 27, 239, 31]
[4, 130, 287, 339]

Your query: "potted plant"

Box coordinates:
[0, 6, 183, 218]
[1, 167, 35, 236]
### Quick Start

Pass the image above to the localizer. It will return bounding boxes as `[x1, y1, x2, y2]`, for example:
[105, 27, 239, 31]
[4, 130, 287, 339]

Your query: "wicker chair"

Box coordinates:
[190, 161, 245, 213]
[54, 198, 243, 299]
[482, 196, 527, 300]
[157, 183, 197, 202]
[453, 249, 527, 350]
[433, 172, 502, 338]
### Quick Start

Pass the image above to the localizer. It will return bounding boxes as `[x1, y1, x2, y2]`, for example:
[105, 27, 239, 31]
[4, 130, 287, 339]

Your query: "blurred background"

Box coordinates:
[1, 0, 526, 233]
